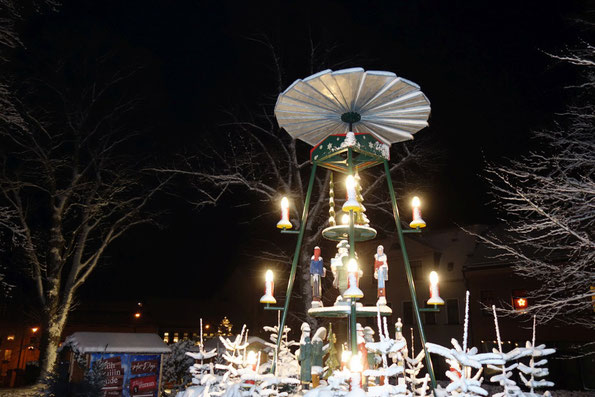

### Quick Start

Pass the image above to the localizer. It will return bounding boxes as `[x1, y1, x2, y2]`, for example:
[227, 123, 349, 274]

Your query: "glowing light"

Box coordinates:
[247, 351, 257, 366]
[341, 213, 350, 225]
[7, 335, 14, 341]
[429, 271, 439, 286]
[410, 195, 427, 229]
[427, 270, 444, 305]
[347, 258, 358, 273]
[341, 349, 352, 363]
[281, 197, 289, 210]
[260, 269, 276, 304]
[31, 327, 39, 333]
[134, 312, 141, 318]
[346, 175, 356, 191]
[349, 353, 363, 373]
[205, 324, 210, 329]
[412, 196, 421, 208]
[277, 197, 292, 229]
[344, 258, 364, 298]
[515, 298, 527, 308]
[342, 175, 361, 212]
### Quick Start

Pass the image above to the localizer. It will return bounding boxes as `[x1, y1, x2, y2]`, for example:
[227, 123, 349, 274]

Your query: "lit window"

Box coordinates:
[173, 333, 179, 343]
[4, 349, 12, 360]
[183, 333, 188, 340]
[163, 332, 169, 344]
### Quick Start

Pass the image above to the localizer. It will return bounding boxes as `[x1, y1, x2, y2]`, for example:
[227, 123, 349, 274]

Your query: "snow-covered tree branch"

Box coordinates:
[475, 43, 595, 334]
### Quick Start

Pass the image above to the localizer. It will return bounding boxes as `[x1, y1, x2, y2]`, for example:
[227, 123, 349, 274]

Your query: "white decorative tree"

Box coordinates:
[363, 309, 407, 397]
[405, 350, 430, 397]
[261, 324, 299, 378]
[487, 306, 522, 397]
[517, 317, 555, 397]
[216, 325, 250, 383]
[426, 291, 505, 397]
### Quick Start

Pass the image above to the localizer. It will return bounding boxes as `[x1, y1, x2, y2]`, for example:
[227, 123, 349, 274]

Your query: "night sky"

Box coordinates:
[16, 0, 593, 316]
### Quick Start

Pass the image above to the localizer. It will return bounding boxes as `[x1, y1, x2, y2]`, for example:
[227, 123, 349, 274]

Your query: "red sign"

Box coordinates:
[130, 375, 157, 396]
[131, 359, 159, 374]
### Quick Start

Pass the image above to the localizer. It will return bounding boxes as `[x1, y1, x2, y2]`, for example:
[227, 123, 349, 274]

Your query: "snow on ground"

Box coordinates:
[0, 385, 45, 397]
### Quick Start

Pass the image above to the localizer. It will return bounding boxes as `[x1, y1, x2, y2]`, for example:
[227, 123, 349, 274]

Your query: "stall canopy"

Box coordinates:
[63, 332, 172, 354]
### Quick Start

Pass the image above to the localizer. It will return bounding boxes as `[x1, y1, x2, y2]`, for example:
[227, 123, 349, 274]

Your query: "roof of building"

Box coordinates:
[63, 332, 172, 354]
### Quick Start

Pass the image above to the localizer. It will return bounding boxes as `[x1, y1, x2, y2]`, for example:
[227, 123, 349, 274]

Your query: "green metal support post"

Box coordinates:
[347, 148, 358, 353]
[383, 160, 437, 391]
[271, 163, 318, 374]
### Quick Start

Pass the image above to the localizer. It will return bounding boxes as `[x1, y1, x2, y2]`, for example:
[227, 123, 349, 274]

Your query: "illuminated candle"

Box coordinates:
[342, 175, 361, 212]
[341, 348, 352, 371]
[409, 196, 427, 229]
[427, 271, 444, 305]
[260, 270, 276, 304]
[277, 197, 292, 229]
[341, 213, 350, 225]
[343, 258, 364, 299]
[349, 353, 363, 389]
[246, 351, 258, 384]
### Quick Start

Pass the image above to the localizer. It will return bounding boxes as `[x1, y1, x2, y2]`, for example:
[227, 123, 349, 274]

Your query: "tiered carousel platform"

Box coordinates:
[308, 305, 392, 318]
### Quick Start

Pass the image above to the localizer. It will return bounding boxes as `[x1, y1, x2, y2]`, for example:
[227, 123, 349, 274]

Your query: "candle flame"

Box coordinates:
[341, 213, 349, 225]
[265, 269, 274, 282]
[347, 258, 358, 273]
[349, 353, 363, 372]
[341, 349, 352, 363]
[429, 270, 439, 286]
[281, 197, 289, 210]
[247, 350, 257, 365]
[412, 196, 421, 208]
[346, 175, 356, 190]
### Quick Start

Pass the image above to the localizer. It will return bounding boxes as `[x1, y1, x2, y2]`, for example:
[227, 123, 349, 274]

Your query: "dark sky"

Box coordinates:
[17, 0, 593, 314]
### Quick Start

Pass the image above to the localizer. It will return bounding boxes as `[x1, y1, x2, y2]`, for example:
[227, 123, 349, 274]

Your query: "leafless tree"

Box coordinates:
[472, 44, 594, 337]
[156, 38, 438, 327]
[0, 52, 171, 380]
[0, 0, 59, 297]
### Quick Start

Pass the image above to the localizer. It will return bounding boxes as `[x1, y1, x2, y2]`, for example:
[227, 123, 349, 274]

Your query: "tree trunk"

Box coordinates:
[38, 318, 64, 380]
[38, 297, 71, 381]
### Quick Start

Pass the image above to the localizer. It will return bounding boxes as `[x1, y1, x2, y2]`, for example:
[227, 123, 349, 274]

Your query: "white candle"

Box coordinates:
[277, 197, 292, 229]
[344, 258, 364, 299]
[260, 270, 276, 304]
[427, 271, 444, 305]
[349, 353, 363, 389]
[409, 196, 427, 228]
[342, 175, 361, 212]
